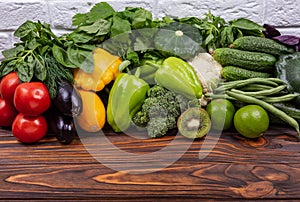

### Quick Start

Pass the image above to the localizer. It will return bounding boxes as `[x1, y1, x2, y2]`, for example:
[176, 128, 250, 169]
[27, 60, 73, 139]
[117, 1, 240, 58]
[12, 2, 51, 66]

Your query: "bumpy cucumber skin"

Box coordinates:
[232, 36, 295, 56]
[221, 66, 272, 81]
[213, 48, 276, 72]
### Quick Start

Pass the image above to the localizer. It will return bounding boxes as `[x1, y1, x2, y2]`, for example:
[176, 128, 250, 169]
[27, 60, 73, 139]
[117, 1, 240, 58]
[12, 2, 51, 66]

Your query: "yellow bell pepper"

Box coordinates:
[74, 48, 122, 92]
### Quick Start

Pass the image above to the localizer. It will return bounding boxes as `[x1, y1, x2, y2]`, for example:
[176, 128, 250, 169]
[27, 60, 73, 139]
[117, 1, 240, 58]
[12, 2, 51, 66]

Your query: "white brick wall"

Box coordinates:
[0, 0, 300, 59]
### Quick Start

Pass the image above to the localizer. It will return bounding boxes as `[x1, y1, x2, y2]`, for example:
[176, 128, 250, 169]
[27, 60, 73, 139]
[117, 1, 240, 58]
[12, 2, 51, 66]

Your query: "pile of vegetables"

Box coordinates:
[0, 1, 299, 145]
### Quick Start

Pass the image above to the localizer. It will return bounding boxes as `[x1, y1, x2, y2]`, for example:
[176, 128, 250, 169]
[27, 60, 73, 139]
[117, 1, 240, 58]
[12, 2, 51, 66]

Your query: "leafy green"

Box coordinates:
[43, 53, 74, 98]
[0, 20, 74, 99]
[52, 44, 74, 68]
[58, 2, 161, 67]
[177, 11, 264, 52]
[79, 19, 111, 35]
[230, 18, 264, 31]
[86, 2, 115, 22]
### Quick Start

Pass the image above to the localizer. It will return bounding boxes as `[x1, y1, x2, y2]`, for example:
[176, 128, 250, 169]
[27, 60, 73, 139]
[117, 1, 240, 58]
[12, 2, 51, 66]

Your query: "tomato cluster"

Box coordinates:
[0, 72, 51, 143]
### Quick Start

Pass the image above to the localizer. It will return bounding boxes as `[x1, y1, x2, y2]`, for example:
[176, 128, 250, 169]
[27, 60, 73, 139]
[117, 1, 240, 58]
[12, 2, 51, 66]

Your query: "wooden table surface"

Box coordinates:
[0, 125, 299, 201]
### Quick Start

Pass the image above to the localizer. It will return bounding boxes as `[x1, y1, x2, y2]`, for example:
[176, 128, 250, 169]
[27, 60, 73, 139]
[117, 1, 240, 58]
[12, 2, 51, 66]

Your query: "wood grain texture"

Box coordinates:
[0, 126, 299, 201]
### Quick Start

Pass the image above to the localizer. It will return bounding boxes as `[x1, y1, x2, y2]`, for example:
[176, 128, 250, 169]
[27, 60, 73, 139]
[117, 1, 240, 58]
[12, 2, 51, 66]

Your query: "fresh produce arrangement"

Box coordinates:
[0, 2, 299, 145]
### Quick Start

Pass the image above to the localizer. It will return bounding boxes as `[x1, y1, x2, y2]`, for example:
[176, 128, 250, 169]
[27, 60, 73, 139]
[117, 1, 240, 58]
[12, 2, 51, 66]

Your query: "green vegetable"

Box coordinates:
[214, 78, 299, 136]
[213, 48, 276, 72]
[214, 77, 284, 93]
[230, 85, 287, 97]
[226, 90, 300, 136]
[155, 57, 203, 99]
[0, 21, 74, 99]
[275, 52, 300, 106]
[107, 73, 150, 132]
[43, 54, 74, 98]
[231, 36, 295, 55]
[261, 94, 299, 103]
[61, 2, 160, 67]
[179, 13, 264, 52]
[60, 3, 265, 68]
[134, 55, 163, 84]
[154, 22, 203, 60]
[221, 66, 272, 81]
[272, 102, 300, 122]
[132, 85, 190, 138]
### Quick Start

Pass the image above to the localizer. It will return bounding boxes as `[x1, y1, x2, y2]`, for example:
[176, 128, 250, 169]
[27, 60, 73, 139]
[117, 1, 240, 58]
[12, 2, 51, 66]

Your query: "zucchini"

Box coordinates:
[232, 36, 295, 56]
[213, 48, 276, 72]
[221, 66, 272, 81]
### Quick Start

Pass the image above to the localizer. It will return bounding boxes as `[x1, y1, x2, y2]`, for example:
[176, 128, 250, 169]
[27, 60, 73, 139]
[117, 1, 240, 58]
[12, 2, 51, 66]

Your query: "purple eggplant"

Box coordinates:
[53, 79, 82, 117]
[50, 113, 77, 145]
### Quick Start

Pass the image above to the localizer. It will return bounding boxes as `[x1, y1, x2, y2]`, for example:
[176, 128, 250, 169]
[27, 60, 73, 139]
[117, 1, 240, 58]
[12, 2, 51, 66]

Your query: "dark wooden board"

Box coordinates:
[0, 126, 299, 201]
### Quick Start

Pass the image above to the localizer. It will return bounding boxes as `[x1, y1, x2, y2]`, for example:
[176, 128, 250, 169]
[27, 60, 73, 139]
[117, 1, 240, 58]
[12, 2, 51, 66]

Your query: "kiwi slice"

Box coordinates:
[177, 107, 211, 139]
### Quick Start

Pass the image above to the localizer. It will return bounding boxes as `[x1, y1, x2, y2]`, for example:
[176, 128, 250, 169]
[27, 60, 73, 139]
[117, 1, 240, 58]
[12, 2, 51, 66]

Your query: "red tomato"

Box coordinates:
[0, 72, 20, 104]
[12, 114, 48, 143]
[14, 82, 51, 116]
[0, 98, 18, 127]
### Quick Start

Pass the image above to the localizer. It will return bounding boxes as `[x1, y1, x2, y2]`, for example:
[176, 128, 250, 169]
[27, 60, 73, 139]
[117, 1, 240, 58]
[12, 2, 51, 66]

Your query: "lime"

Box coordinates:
[233, 105, 269, 138]
[206, 99, 236, 131]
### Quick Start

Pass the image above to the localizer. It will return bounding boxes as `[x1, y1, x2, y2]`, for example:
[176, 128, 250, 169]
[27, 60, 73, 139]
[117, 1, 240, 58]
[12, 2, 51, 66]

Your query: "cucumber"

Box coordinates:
[221, 66, 272, 81]
[232, 36, 295, 56]
[213, 48, 276, 72]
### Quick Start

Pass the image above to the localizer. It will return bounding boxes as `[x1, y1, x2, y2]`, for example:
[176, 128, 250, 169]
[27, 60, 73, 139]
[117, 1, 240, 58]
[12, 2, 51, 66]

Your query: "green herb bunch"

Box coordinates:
[178, 11, 264, 53]
[0, 21, 74, 99]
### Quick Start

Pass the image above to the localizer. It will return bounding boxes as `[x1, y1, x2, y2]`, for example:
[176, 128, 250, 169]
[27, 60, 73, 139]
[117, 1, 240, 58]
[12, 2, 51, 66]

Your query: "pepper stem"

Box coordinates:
[134, 67, 141, 78]
[118, 60, 131, 72]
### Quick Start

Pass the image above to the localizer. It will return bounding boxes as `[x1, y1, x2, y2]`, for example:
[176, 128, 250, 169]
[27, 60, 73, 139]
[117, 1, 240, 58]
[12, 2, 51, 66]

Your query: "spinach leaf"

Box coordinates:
[2, 45, 24, 58]
[14, 21, 37, 39]
[110, 15, 131, 37]
[0, 60, 17, 76]
[131, 9, 153, 29]
[52, 44, 75, 68]
[230, 18, 264, 31]
[67, 46, 94, 73]
[17, 61, 34, 82]
[33, 54, 47, 81]
[79, 19, 111, 35]
[66, 32, 94, 44]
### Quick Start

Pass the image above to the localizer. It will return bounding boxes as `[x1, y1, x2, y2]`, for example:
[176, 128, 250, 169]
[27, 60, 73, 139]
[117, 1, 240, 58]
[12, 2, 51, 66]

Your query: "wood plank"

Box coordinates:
[0, 126, 299, 200]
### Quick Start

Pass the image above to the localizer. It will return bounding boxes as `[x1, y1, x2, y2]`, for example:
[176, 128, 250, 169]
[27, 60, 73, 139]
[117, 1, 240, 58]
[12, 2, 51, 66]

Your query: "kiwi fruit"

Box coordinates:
[177, 107, 211, 139]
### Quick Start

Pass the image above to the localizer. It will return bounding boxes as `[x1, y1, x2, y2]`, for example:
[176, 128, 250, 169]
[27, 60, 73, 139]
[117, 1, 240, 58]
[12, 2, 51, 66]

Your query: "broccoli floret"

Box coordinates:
[132, 111, 149, 127]
[147, 117, 169, 138]
[132, 85, 184, 138]
[147, 85, 168, 97]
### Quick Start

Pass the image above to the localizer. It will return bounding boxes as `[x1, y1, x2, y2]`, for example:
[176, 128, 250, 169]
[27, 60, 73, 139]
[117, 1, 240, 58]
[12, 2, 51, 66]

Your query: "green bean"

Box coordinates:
[239, 84, 274, 92]
[227, 90, 300, 136]
[265, 78, 288, 85]
[231, 85, 287, 97]
[205, 93, 236, 101]
[215, 78, 279, 93]
[261, 94, 299, 103]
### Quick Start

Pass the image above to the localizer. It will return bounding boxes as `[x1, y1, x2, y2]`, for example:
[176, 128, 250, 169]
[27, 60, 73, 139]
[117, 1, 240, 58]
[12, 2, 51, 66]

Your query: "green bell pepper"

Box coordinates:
[107, 73, 150, 132]
[137, 58, 163, 84]
[154, 57, 202, 99]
